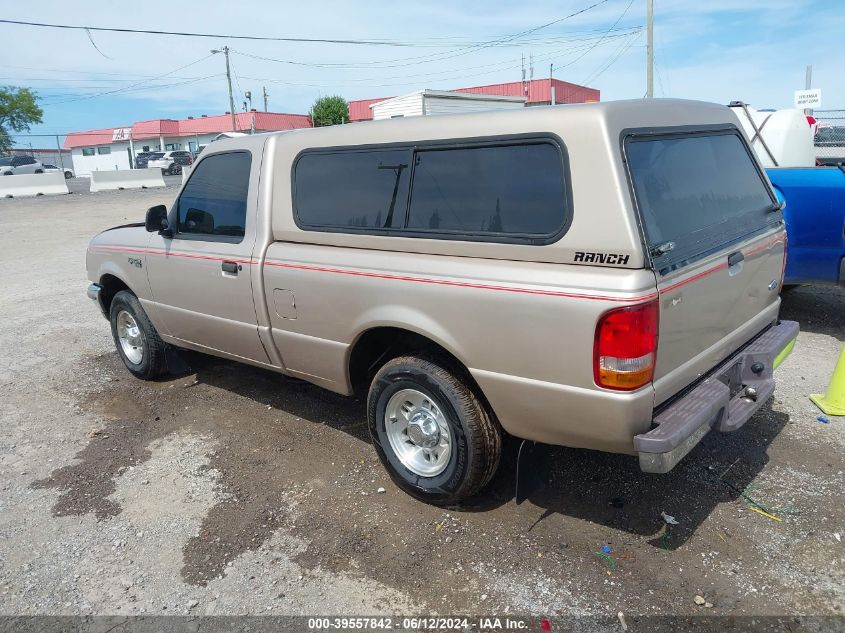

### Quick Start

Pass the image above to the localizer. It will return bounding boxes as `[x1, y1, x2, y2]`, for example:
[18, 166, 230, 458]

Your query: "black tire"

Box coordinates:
[109, 290, 167, 380]
[64, 171, 72, 179]
[34, 169, 43, 174]
[367, 355, 502, 505]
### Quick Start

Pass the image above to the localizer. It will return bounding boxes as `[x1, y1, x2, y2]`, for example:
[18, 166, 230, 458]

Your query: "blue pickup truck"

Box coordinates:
[767, 166, 845, 287]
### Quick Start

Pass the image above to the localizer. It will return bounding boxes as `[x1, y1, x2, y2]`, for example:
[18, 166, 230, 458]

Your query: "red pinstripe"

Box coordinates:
[91, 246, 657, 304]
[92, 246, 255, 265]
[659, 234, 785, 294]
[92, 232, 783, 303]
[262, 260, 659, 303]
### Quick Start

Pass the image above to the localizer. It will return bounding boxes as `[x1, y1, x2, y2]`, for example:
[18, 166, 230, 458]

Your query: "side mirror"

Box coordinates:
[145, 205, 170, 236]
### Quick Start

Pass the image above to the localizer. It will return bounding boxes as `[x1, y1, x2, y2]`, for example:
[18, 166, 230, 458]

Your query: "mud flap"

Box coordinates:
[515, 440, 543, 504]
[165, 346, 192, 375]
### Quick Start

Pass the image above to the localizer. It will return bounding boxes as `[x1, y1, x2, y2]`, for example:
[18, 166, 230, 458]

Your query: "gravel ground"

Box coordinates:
[0, 188, 842, 628]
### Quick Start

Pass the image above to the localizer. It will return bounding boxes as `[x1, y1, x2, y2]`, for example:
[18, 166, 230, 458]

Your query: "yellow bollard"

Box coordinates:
[810, 344, 845, 416]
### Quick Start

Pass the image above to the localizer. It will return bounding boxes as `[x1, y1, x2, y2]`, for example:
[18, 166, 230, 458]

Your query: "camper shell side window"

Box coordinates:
[292, 134, 573, 246]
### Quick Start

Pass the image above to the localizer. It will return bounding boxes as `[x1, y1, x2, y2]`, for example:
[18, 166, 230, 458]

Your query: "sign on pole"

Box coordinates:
[112, 128, 132, 142]
[794, 89, 821, 109]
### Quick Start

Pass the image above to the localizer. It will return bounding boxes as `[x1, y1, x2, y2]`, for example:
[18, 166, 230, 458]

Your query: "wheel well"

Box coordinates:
[99, 274, 131, 313]
[348, 327, 477, 398]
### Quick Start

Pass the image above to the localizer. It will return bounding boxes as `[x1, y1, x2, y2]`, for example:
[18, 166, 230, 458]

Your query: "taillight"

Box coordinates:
[594, 301, 659, 391]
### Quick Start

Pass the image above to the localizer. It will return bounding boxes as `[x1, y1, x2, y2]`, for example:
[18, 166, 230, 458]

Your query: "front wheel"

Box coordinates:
[367, 355, 502, 505]
[109, 290, 167, 379]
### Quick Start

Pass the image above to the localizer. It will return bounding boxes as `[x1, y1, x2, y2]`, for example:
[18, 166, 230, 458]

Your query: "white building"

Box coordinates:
[371, 90, 526, 120]
[64, 111, 312, 176]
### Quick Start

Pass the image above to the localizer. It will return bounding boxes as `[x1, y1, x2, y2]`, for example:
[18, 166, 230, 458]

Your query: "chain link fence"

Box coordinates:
[813, 109, 845, 164]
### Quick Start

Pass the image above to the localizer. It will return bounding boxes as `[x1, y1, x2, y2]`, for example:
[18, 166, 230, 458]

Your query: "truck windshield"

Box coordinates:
[626, 130, 779, 272]
[0, 157, 11, 166]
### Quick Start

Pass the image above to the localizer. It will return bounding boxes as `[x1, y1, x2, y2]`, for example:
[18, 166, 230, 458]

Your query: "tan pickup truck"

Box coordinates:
[86, 99, 798, 504]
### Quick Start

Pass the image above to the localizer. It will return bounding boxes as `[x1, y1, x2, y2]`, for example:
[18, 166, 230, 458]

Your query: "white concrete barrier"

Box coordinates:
[89, 169, 166, 192]
[181, 165, 192, 184]
[0, 172, 69, 198]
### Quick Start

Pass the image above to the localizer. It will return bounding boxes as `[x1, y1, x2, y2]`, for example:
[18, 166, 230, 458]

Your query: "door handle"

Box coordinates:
[221, 261, 240, 274]
[727, 251, 744, 267]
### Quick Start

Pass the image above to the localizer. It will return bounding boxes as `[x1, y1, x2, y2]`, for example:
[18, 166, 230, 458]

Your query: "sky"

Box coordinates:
[2, 0, 842, 146]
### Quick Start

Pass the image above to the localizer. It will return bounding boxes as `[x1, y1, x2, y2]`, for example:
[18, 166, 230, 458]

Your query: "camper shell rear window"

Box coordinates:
[623, 127, 780, 273]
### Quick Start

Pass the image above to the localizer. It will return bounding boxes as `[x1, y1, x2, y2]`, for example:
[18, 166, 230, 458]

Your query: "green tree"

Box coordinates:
[0, 87, 43, 153]
[310, 95, 348, 127]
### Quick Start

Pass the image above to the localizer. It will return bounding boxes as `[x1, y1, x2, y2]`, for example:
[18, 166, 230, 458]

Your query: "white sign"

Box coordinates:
[794, 89, 821, 109]
[111, 127, 132, 142]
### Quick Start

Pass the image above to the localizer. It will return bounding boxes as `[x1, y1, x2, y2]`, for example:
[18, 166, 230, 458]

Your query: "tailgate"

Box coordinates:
[624, 128, 786, 405]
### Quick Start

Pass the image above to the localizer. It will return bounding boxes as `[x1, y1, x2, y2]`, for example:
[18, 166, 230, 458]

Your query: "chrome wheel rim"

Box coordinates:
[116, 310, 144, 365]
[384, 388, 452, 477]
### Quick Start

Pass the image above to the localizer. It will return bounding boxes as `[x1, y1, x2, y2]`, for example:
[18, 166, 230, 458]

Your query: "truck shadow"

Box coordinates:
[473, 401, 790, 549]
[185, 351, 790, 551]
[780, 284, 844, 341]
[33, 348, 790, 590]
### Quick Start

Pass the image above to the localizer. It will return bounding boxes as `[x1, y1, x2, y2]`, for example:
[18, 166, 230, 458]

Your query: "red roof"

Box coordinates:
[348, 78, 600, 122]
[64, 112, 312, 148]
[348, 97, 394, 124]
[64, 127, 122, 149]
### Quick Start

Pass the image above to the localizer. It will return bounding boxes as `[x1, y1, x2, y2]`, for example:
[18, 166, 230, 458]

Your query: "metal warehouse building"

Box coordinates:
[63, 111, 312, 176]
[349, 78, 599, 122]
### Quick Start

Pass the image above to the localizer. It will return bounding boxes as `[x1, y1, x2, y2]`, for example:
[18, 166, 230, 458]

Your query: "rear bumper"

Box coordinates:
[634, 320, 799, 474]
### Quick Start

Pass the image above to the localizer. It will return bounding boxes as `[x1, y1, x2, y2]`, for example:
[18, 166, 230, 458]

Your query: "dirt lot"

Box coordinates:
[0, 187, 843, 627]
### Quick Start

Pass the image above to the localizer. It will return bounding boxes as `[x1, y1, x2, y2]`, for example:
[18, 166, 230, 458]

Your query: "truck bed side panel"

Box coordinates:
[262, 242, 657, 453]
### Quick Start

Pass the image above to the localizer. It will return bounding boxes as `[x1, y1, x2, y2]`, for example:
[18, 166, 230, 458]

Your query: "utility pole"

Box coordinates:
[804, 65, 813, 116]
[263, 86, 268, 112]
[550, 63, 556, 105]
[212, 46, 238, 132]
[521, 54, 526, 97]
[646, 0, 654, 98]
[528, 53, 534, 101]
[55, 135, 64, 170]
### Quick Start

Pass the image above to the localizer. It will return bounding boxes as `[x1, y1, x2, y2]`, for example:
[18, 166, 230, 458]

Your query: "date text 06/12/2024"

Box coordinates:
[307, 617, 533, 630]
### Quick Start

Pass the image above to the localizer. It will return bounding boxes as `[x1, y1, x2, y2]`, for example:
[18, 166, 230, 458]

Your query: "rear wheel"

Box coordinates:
[367, 355, 501, 505]
[109, 290, 167, 380]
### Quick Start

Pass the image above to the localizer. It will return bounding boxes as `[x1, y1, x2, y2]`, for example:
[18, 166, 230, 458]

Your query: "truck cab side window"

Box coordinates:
[176, 152, 251, 240]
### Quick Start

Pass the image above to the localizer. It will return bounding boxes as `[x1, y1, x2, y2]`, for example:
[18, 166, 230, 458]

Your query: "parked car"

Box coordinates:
[0, 155, 43, 175]
[86, 100, 797, 504]
[134, 152, 158, 169]
[767, 166, 845, 286]
[814, 125, 845, 166]
[42, 164, 74, 179]
[147, 150, 193, 175]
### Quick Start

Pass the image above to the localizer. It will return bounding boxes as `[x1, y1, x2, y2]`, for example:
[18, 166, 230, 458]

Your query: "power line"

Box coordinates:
[0, 6, 610, 46]
[581, 31, 641, 86]
[237, 33, 639, 90]
[230, 27, 640, 71]
[235, 32, 637, 83]
[548, 0, 636, 73]
[0, 75, 213, 83]
[39, 54, 216, 105]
